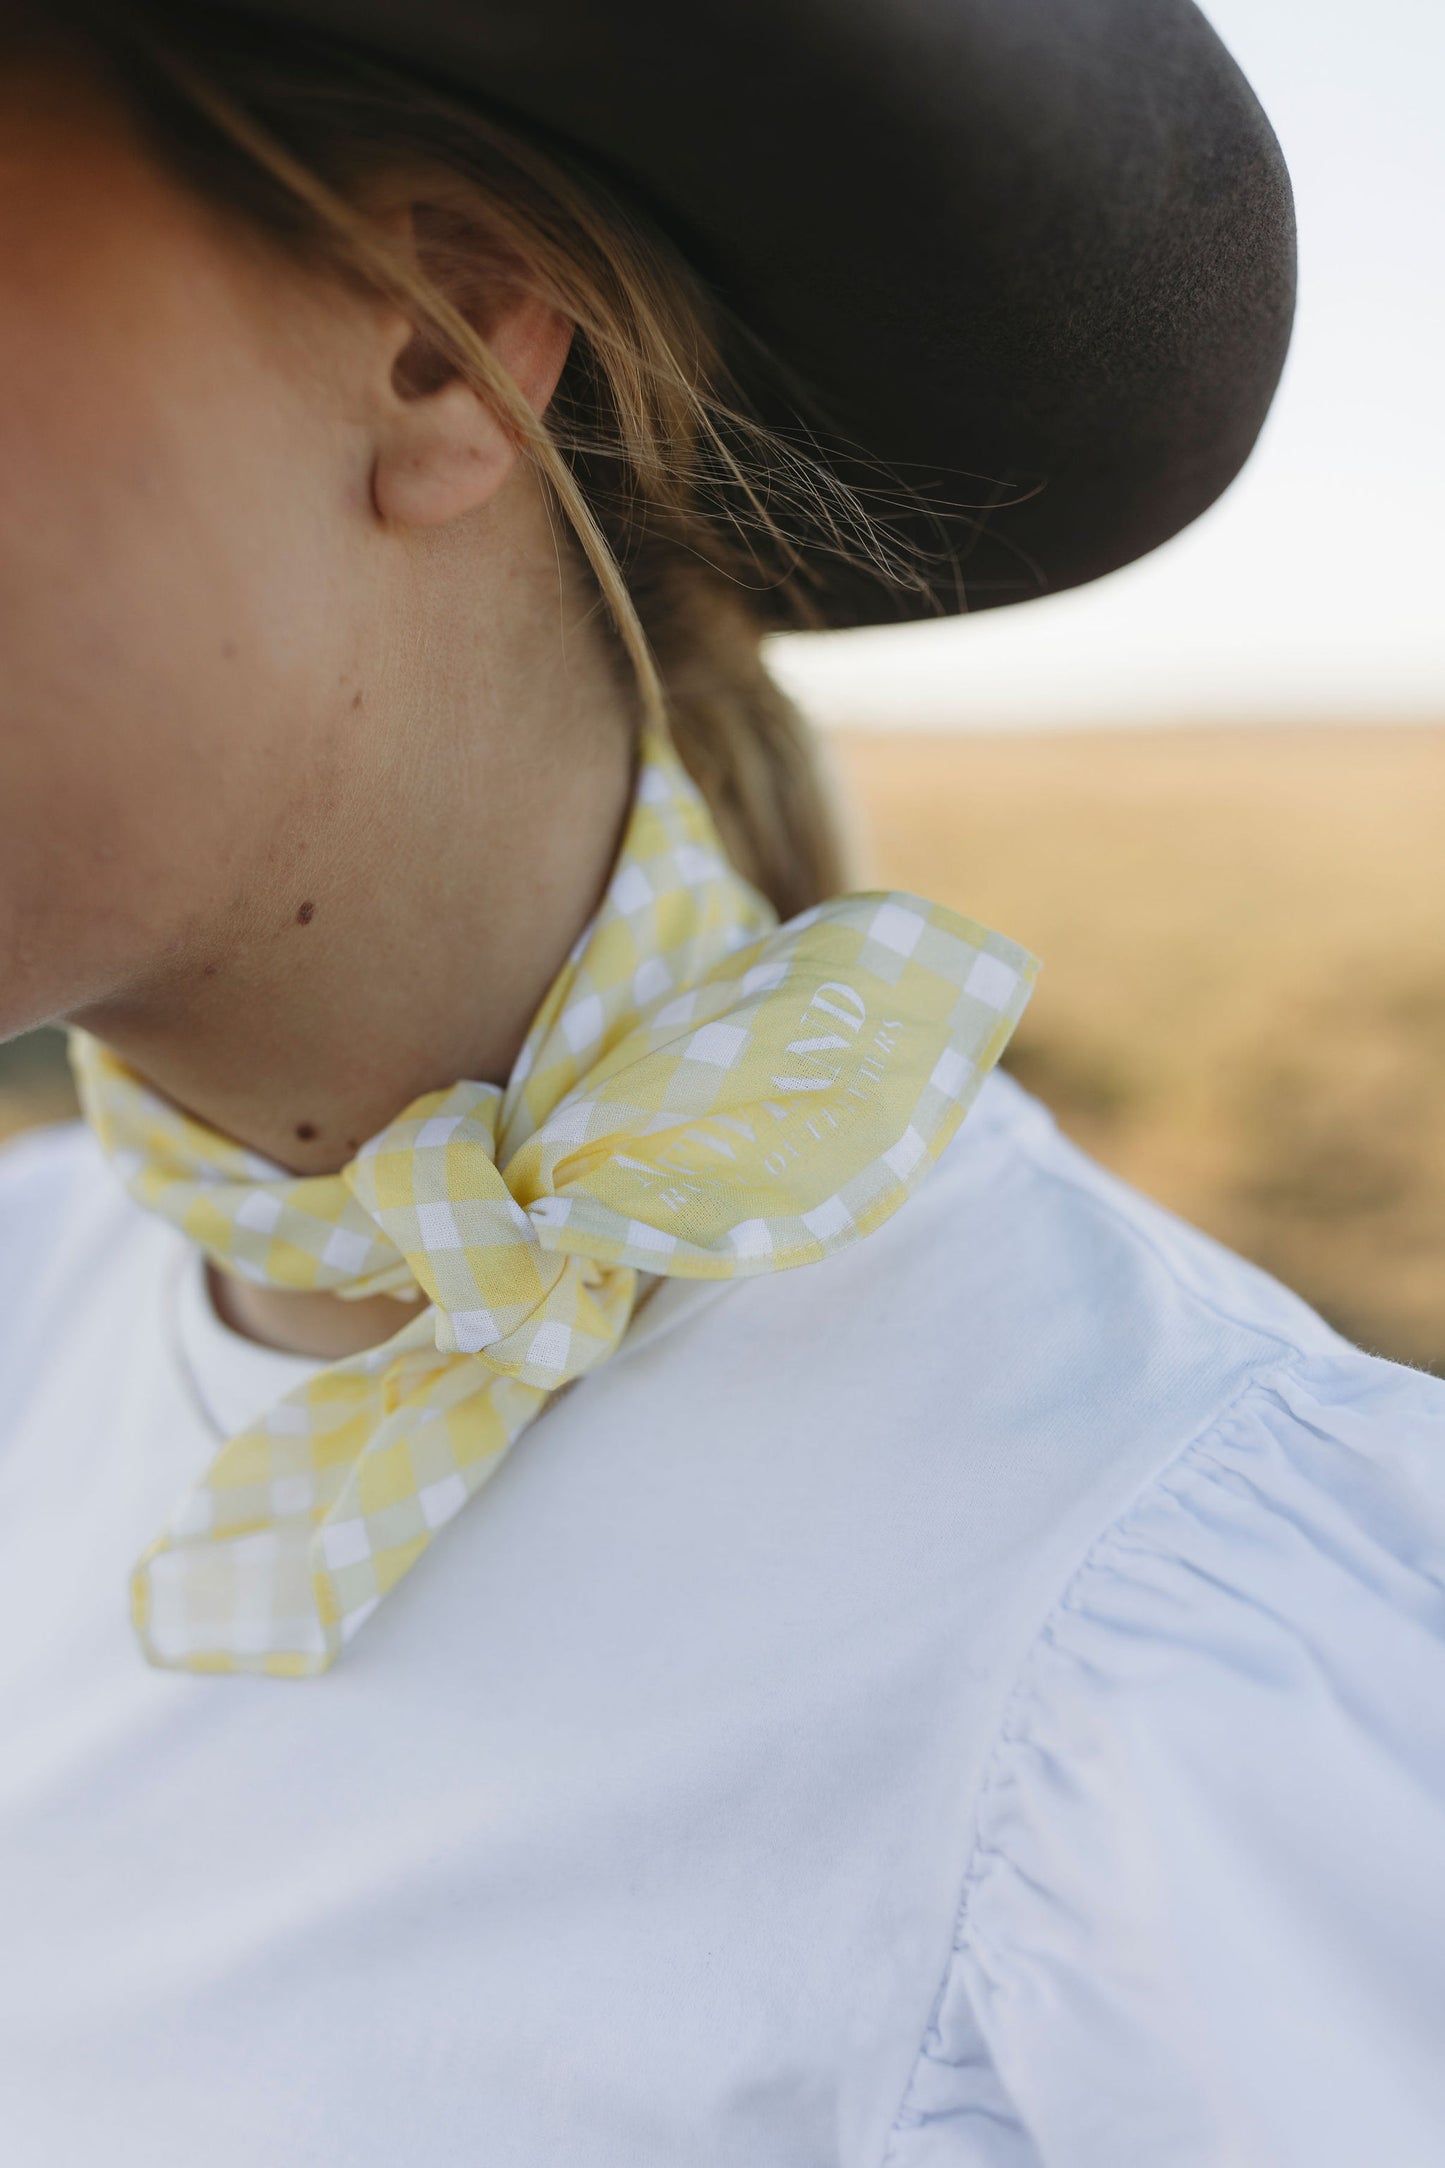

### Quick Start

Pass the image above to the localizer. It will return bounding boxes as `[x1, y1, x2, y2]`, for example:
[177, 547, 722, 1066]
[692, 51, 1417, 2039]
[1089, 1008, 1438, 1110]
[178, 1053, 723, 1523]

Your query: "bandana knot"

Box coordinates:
[344, 1080, 637, 1390]
[72, 727, 1041, 1678]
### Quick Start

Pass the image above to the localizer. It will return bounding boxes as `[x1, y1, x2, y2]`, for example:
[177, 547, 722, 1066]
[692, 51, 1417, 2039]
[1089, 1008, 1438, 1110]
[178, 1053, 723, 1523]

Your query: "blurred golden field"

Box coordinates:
[3, 724, 1443, 1372]
[831, 725, 1445, 1375]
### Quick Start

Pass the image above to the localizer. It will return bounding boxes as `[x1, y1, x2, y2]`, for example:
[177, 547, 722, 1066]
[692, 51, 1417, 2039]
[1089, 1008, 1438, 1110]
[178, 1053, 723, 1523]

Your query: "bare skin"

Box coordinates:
[0, 54, 637, 1358]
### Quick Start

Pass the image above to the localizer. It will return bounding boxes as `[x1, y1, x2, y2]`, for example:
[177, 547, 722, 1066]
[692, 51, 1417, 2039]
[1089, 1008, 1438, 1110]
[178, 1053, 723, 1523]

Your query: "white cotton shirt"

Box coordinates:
[1, 1065, 1443, 2168]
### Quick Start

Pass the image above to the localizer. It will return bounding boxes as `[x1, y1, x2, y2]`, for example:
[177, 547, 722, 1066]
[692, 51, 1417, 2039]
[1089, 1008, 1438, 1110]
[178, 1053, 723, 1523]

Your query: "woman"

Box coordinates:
[1, 2, 1441, 2163]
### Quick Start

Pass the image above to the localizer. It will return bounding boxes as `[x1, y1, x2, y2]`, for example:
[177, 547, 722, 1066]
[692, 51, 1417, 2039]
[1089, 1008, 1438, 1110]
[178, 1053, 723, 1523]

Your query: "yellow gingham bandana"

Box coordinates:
[70, 728, 1040, 1677]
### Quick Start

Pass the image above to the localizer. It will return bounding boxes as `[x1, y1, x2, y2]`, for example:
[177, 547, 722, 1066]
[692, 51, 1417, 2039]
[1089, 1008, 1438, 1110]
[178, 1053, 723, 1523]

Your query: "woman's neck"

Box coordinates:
[71, 504, 639, 1359]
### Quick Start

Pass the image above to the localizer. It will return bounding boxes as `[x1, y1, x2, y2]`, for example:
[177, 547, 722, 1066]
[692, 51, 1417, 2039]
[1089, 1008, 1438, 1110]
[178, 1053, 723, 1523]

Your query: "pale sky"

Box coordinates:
[768, 0, 1445, 730]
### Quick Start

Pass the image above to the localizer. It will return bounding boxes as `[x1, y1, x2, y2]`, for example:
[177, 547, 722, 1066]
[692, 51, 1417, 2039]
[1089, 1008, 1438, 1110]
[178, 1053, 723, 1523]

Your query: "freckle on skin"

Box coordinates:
[295, 1122, 318, 1142]
[351, 690, 363, 711]
[295, 900, 316, 925]
[221, 640, 237, 660]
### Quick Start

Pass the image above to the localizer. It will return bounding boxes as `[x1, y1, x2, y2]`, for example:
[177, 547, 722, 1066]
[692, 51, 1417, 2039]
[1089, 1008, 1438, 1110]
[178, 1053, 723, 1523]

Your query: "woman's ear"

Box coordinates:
[368, 207, 573, 530]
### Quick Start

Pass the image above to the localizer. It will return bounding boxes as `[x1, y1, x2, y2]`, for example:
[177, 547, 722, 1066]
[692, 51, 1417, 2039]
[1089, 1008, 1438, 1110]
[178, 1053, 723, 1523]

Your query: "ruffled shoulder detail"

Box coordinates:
[886, 1347, 1445, 2168]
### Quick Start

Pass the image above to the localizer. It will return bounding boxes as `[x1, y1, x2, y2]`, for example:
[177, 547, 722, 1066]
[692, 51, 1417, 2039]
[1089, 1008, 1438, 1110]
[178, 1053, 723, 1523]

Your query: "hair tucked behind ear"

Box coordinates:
[50, 0, 897, 915]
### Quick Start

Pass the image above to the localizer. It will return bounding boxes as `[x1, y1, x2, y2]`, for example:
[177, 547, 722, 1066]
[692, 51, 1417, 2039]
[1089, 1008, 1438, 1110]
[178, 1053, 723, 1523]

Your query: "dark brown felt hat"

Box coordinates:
[209, 0, 1297, 626]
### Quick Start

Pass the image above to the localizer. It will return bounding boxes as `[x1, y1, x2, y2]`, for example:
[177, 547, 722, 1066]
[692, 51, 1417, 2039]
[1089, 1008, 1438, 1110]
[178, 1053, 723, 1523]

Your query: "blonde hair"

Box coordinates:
[62, 3, 909, 916]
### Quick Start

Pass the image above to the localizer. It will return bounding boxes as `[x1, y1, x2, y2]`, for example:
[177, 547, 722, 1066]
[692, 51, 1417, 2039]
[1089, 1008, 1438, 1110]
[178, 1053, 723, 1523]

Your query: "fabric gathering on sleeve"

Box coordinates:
[885, 1345, 1445, 2168]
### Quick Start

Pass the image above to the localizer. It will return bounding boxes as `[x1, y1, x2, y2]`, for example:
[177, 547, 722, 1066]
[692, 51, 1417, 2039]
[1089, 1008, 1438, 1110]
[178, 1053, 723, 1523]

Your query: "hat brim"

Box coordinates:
[212, 0, 1297, 627]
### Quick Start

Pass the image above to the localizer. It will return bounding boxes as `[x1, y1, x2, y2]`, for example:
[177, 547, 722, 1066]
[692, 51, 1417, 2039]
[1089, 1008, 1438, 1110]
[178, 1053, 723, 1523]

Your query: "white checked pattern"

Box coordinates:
[70, 726, 1041, 1678]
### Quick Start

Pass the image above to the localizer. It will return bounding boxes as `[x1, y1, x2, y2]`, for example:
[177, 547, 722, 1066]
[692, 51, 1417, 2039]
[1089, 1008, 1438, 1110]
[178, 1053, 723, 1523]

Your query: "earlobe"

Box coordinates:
[371, 377, 515, 528]
[370, 281, 574, 532]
